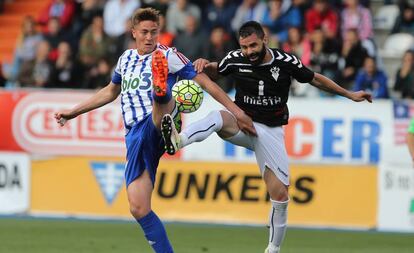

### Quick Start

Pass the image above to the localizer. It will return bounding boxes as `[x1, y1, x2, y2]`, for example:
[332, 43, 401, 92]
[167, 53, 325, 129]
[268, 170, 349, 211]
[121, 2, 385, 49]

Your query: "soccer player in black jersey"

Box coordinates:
[161, 21, 372, 253]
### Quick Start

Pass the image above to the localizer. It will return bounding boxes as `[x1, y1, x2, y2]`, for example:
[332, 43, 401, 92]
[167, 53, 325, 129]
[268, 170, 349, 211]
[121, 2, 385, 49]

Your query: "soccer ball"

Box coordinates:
[172, 80, 204, 113]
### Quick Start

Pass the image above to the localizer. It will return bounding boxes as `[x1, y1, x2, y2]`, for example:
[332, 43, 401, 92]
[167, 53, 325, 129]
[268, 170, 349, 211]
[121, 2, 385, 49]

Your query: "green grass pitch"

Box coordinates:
[0, 218, 413, 253]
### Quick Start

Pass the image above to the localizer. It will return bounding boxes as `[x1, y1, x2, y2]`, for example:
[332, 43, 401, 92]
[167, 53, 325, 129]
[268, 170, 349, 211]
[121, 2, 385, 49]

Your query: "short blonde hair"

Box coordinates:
[131, 8, 160, 26]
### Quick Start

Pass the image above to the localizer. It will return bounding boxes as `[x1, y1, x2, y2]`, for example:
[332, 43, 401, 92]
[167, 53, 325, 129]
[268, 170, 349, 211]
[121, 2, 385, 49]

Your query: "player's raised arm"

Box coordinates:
[193, 72, 257, 136]
[54, 82, 121, 126]
[310, 73, 372, 103]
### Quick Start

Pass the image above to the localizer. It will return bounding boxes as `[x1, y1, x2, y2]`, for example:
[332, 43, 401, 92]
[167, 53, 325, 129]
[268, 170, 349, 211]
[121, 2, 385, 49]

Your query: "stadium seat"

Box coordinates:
[379, 33, 414, 88]
[381, 33, 414, 57]
[374, 5, 399, 30]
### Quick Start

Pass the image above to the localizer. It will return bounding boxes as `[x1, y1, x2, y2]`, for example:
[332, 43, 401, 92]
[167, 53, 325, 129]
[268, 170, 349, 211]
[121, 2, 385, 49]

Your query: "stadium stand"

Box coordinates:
[0, 0, 49, 63]
[0, 0, 413, 97]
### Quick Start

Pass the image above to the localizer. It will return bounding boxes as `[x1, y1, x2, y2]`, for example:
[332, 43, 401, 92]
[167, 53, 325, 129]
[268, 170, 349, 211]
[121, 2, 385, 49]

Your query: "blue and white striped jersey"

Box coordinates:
[111, 44, 197, 132]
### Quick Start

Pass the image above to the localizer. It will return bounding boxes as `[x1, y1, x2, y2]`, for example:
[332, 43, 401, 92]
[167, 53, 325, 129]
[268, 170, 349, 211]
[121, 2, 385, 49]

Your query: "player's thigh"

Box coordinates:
[263, 167, 289, 201]
[254, 124, 289, 186]
[152, 99, 176, 128]
[127, 169, 153, 211]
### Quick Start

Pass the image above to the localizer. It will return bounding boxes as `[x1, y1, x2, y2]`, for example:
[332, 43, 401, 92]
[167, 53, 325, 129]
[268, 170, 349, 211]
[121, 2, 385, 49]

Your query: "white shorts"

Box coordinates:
[224, 122, 289, 186]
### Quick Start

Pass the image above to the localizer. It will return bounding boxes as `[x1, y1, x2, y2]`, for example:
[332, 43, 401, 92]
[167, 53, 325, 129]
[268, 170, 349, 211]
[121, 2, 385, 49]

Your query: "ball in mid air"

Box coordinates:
[172, 80, 204, 113]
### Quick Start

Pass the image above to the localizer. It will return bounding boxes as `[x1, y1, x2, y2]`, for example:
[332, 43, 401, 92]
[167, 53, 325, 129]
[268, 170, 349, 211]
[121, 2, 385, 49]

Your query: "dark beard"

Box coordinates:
[247, 46, 267, 66]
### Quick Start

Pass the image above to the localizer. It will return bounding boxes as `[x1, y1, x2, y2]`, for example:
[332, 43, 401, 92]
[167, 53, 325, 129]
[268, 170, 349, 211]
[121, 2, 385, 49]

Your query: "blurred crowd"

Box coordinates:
[0, 0, 414, 99]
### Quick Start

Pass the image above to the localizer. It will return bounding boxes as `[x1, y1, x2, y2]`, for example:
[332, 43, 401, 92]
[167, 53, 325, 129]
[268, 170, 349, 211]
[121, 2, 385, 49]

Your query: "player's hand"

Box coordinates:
[54, 110, 76, 126]
[234, 111, 257, 136]
[193, 58, 210, 73]
[350, 90, 373, 103]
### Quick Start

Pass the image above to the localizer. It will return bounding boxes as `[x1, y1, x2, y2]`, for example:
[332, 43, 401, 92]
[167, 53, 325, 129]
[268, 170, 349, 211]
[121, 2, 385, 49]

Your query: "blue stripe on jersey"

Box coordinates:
[131, 54, 139, 72]
[123, 50, 133, 74]
[112, 72, 122, 84]
[166, 49, 170, 60]
[147, 90, 153, 106]
[121, 96, 130, 131]
[167, 73, 178, 89]
[112, 50, 128, 84]
[137, 55, 151, 117]
[122, 50, 134, 130]
[177, 62, 197, 80]
[128, 54, 140, 125]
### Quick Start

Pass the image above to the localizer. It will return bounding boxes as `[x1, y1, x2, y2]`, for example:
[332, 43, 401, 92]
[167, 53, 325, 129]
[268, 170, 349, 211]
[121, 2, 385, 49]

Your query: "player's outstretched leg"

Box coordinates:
[151, 49, 175, 128]
[152, 49, 169, 98]
[161, 114, 180, 155]
[161, 110, 233, 155]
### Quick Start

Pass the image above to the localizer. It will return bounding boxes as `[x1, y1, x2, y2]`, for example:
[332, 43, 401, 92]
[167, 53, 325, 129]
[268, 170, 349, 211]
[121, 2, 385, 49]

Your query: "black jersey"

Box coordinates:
[217, 48, 315, 126]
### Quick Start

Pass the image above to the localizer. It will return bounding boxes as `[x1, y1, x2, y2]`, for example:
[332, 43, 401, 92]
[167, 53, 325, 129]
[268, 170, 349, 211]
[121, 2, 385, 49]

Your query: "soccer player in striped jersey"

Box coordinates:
[54, 8, 256, 253]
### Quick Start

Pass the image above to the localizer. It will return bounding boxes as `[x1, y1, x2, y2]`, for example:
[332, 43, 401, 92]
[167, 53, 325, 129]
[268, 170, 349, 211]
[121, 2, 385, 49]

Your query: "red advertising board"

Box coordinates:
[0, 90, 181, 158]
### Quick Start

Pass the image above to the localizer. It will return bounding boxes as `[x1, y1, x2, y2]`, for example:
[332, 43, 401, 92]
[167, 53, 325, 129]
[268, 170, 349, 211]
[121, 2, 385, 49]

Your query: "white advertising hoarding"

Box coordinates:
[0, 152, 31, 213]
[183, 95, 393, 165]
[3, 90, 412, 165]
[378, 163, 414, 232]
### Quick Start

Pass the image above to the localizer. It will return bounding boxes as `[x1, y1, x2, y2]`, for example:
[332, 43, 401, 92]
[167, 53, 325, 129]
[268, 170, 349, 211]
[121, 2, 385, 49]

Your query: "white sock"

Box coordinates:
[179, 111, 223, 148]
[268, 199, 289, 252]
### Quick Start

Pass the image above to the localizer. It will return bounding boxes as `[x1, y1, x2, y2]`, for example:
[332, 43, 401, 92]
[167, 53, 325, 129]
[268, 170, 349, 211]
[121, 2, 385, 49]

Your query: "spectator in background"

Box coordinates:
[282, 26, 311, 65]
[9, 16, 44, 83]
[141, 0, 169, 15]
[305, 0, 338, 39]
[203, 25, 236, 92]
[79, 14, 113, 69]
[292, 0, 312, 22]
[262, 25, 279, 48]
[261, 0, 301, 43]
[17, 40, 52, 88]
[341, 0, 373, 41]
[173, 14, 207, 61]
[166, 0, 201, 34]
[158, 14, 174, 47]
[72, 0, 105, 39]
[204, 0, 237, 33]
[0, 0, 4, 13]
[394, 50, 414, 99]
[391, 4, 414, 34]
[103, 0, 140, 38]
[38, 0, 76, 32]
[85, 57, 111, 89]
[43, 17, 71, 61]
[309, 28, 340, 81]
[231, 0, 267, 33]
[353, 57, 389, 99]
[114, 18, 135, 57]
[49, 41, 81, 88]
[337, 29, 368, 89]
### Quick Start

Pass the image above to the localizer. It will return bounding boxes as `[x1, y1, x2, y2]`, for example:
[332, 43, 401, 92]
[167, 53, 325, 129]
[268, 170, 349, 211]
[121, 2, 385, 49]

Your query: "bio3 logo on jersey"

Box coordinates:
[122, 73, 152, 92]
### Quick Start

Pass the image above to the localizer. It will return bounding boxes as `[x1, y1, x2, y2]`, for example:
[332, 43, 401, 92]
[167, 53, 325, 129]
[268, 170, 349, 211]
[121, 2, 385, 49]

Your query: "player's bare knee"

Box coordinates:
[217, 110, 239, 138]
[264, 167, 289, 201]
[129, 201, 151, 219]
[270, 186, 289, 202]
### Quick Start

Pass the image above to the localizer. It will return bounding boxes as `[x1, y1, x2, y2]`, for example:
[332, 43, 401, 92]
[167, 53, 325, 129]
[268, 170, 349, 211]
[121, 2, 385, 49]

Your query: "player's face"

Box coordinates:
[132, 20, 160, 55]
[239, 33, 267, 65]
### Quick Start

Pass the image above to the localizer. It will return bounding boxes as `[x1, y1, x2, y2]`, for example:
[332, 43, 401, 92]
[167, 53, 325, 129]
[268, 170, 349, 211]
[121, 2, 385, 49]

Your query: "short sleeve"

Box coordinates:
[217, 50, 241, 76]
[111, 54, 123, 85]
[277, 51, 314, 83]
[167, 48, 193, 73]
